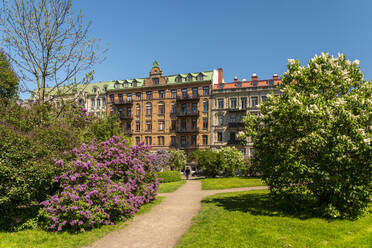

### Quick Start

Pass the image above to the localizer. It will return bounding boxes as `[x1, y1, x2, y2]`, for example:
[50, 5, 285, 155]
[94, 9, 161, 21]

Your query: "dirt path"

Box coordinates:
[86, 180, 267, 248]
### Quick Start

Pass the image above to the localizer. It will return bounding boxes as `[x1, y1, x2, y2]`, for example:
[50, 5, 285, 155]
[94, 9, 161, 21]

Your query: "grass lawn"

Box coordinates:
[176, 190, 372, 248]
[0, 197, 164, 248]
[201, 177, 265, 190]
[158, 180, 186, 193]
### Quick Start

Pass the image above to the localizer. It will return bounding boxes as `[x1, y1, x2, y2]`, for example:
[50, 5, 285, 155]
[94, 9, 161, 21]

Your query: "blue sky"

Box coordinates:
[25, 0, 372, 95]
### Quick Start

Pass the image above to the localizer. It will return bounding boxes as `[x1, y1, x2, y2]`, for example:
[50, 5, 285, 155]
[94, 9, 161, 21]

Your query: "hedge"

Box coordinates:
[157, 171, 182, 183]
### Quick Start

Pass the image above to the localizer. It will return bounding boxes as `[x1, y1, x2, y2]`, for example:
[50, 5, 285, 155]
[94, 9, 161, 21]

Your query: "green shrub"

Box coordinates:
[157, 171, 182, 183]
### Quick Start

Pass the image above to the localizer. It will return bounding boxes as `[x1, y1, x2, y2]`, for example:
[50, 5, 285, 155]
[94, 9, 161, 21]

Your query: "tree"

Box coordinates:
[169, 149, 186, 171]
[152, 149, 172, 171]
[0, 50, 18, 98]
[217, 147, 245, 177]
[241, 53, 372, 218]
[192, 150, 219, 178]
[0, 0, 105, 103]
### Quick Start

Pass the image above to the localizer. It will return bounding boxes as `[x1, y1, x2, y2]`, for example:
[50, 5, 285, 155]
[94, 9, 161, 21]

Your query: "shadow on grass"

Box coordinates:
[203, 191, 323, 220]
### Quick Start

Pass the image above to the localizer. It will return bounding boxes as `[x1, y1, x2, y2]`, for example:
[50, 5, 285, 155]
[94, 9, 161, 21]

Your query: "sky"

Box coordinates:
[18, 0, 372, 97]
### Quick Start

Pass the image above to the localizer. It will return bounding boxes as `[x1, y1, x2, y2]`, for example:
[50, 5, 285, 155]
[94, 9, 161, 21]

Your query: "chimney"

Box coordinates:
[242, 78, 246, 82]
[234, 76, 238, 83]
[273, 74, 278, 80]
[251, 73, 258, 81]
[218, 68, 223, 84]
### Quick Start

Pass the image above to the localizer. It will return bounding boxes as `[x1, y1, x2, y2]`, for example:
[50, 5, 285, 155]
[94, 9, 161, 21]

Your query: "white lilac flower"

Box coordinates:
[352, 59, 360, 66]
[288, 59, 295, 65]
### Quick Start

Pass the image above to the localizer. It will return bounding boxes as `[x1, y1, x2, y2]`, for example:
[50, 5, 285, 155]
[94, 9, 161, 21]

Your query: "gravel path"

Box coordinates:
[86, 180, 267, 248]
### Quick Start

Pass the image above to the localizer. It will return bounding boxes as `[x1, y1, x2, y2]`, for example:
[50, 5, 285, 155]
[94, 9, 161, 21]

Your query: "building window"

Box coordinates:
[203, 86, 209, 96]
[158, 120, 165, 130]
[231, 98, 237, 109]
[197, 73, 203, 81]
[191, 135, 197, 145]
[269, 80, 274, 86]
[192, 119, 197, 129]
[176, 75, 182, 83]
[96, 98, 100, 107]
[218, 116, 223, 125]
[203, 118, 208, 129]
[134, 137, 140, 145]
[136, 121, 140, 131]
[217, 132, 223, 142]
[202, 135, 208, 145]
[127, 93, 132, 102]
[114, 82, 119, 89]
[262, 96, 267, 102]
[118, 108, 122, 118]
[146, 91, 153, 100]
[136, 104, 140, 116]
[110, 107, 114, 115]
[192, 103, 197, 112]
[203, 100, 208, 112]
[218, 99, 224, 109]
[159, 90, 165, 99]
[181, 119, 187, 129]
[181, 103, 187, 113]
[127, 107, 131, 117]
[241, 97, 247, 109]
[118, 94, 123, 103]
[219, 84, 223, 89]
[253, 81, 257, 87]
[91, 98, 95, 108]
[171, 89, 177, 98]
[240, 148, 246, 155]
[104, 86, 107, 92]
[93, 87, 97, 93]
[187, 74, 193, 82]
[171, 103, 176, 114]
[146, 102, 152, 115]
[237, 82, 241, 88]
[136, 92, 141, 100]
[126, 121, 131, 130]
[181, 136, 187, 146]
[230, 115, 236, 123]
[152, 78, 159, 85]
[124, 82, 128, 88]
[181, 88, 187, 97]
[158, 102, 165, 114]
[158, 136, 164, 145]
[146, 121, 152, 131]
[171, 136, 176, 145]
[102, 97, 106, 106]
[251, 96, 258, 107]
[133, 81, 137, 87]
[145, 136, 152, 145]
[192, 87, 198, 97]
[171, 120, 176, 130]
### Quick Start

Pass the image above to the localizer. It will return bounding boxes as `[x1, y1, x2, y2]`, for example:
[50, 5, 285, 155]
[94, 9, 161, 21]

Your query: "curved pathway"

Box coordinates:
[86, 180, 267, 248]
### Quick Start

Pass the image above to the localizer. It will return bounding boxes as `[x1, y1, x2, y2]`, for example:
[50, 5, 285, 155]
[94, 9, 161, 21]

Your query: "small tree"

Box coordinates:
[0, 0, 105, 103]
[0, 50, 18, 99]
[217, 147, 245, 177]
[152, 149, 172, 171]
[241, 53, 372, 218]
[169, 149, 186, 171]
[195, 150, 219, 178]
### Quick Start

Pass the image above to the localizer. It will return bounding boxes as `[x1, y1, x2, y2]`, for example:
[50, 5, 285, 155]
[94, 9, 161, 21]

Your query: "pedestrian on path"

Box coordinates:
[185, 166, 191, 180]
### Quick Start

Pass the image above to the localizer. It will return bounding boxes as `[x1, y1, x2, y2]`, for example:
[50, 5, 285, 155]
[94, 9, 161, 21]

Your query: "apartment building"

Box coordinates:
[106, 61, 219, 152]
[210, 69, 282, 156]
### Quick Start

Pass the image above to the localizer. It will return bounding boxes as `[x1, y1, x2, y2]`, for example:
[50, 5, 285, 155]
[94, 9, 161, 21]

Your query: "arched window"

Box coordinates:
[133, 80, 137, 87]
[197, 73, 203, 81]
[124, 81, 128, 88]
[187, 74, 193, 82]
[146, 102, 152, 115]
[114, 82, 120, 89]
[158, 101, 165, 114]
[176, 75, 182, 83]
[136, 103, 141, 116]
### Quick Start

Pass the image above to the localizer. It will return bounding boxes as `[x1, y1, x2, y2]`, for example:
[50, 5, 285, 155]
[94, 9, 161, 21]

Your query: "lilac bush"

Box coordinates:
[40, 136, 159, 231]
[152, 149, 172, 171]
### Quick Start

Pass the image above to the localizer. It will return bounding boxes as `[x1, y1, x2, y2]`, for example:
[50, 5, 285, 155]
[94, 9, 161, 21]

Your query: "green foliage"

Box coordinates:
[0, 50, 18, 99]
[0, 100, 123, 230]
[157, 171, 182, 183]
[241, 53, 372, 219]
[191, 150, 219, 178]
[169, 149, 186, 171]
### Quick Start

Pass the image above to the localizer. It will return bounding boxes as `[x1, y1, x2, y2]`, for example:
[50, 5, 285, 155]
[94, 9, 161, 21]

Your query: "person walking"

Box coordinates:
[185, 166, 191, 180]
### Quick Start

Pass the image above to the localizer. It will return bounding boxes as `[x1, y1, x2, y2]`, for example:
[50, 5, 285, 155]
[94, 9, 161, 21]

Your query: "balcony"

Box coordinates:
[227, 140, 241, 145]
[176, 95, 200, 101]
[176, 110, 199, 117]
[228, 122, 244, 128]
[113, 99, 133, 105]
[176, 128, 199, 133]
[228, 107, 247, 112]
[118, 114, 133, 120]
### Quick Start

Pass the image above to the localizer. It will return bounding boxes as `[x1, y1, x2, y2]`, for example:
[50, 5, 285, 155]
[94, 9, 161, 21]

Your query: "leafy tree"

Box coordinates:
[0, 50, 18, 98]
[169, 149, 186, 171]
[193, 150, 219, 178]
[217, 147, 245, 177]
[152, 149, 172, 171]
[241, 53, 372, 219]
[0, 0, 105, 103]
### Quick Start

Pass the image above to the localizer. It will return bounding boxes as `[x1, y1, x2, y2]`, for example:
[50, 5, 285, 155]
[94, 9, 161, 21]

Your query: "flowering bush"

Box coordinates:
[152, 149, 172, 171]
[169, 149, 186, 171]
[241, 53, 372, 219]
[40, 136, 159, 231]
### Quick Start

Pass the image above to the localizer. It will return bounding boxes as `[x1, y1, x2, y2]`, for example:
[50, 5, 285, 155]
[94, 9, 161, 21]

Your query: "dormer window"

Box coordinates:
[124, 81, 128, 88]
[114, 82, 119, 89]
[187, 74, 193, 82]
[268, 80, 274, 86]
[237, 82, 241, 88]
[197, 73, 203, 81]
[176, 75, 182, 83]
[104, 85, 108, 92]
[133, 80, 137, 87]
[93, 87, 97, 93]
[152, 78, 159, 85]
[253, 81, 257, 87]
